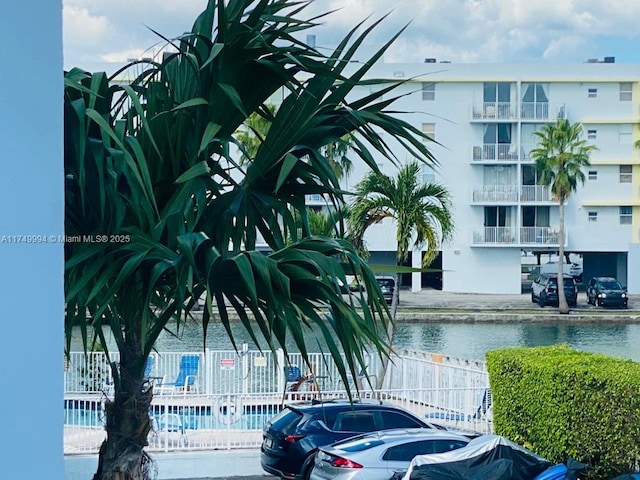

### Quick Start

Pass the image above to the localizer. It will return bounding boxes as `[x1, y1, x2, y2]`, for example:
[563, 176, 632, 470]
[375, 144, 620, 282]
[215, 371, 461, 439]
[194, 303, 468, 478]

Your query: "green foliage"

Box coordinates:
[530, 119, 597, 203]
[529, 118, 596, 313]
[235, 103, 277, 163]
[64, 2, 441, 477]
[348, 160, 453, 267]
[486, 345, 640, 479]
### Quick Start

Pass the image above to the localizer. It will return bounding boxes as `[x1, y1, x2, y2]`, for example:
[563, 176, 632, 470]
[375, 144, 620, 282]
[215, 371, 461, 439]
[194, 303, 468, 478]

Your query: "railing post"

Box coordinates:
[242, 342, 249, 394]
[276, 348, 285, 393]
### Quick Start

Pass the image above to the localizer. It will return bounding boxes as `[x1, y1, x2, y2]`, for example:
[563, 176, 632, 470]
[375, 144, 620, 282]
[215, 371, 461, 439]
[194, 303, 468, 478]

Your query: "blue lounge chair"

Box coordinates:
[104, 355, 156, 394]
[158, 354, 200, 395]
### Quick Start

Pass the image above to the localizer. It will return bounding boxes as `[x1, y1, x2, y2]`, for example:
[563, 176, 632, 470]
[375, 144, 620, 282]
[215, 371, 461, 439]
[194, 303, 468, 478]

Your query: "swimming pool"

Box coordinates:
[64, 398, 281, 431]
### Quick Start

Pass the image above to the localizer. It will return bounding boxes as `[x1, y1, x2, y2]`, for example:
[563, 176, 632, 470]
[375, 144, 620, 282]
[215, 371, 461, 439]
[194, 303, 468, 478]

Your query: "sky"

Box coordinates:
[63, 0, 640, 74]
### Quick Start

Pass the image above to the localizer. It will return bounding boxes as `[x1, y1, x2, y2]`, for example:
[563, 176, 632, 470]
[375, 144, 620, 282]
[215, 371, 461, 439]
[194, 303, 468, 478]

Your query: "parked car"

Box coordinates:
[310, 428, 470, 480]
[397, 434, 586, 480]
[260, 399, 445, 480]
[375, 276, 396, 304]
[531, 273, 577, 307]
[586, 276, 628, 308]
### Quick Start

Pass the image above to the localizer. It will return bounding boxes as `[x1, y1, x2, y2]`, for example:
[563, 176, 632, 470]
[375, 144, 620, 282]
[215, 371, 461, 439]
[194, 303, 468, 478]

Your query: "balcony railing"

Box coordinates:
[520, 226, 563, 245]
[471, 102, 516, 120]
[471, 226, 565, 246]
[473, 227, 516, 245]
[520, 102, 567, 121]
[472, 143, 518, 162]
[520, 185, 551, 202]
[470, 102, 567, 122]
[472, 185, 518, 203]
[520, 144, 536, 161]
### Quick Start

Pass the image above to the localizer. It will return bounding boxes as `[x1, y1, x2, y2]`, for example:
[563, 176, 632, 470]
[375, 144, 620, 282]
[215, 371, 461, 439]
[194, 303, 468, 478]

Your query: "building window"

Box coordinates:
[619, 124, 632, 144]
[587, 88, 598, 98]
[588, 211, 598, 222]
[620, 165, 632, 183]
[620, 82, 633, 101]
[587, 129, 597, 140]
[620, 206, 632, 224]
[422, 82, 435, 101]
[588, 170, 598, 180]
[422, 123, 435, 140]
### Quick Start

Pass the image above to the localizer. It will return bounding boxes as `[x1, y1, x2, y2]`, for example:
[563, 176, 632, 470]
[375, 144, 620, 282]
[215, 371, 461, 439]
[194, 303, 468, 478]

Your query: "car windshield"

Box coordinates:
[600, 280, 622, 289]
[377, 279, 394, 288]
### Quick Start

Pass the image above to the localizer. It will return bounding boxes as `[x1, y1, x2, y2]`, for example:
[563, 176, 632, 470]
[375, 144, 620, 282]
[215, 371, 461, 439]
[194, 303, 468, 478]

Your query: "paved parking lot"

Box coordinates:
[397, 288, 639, 311]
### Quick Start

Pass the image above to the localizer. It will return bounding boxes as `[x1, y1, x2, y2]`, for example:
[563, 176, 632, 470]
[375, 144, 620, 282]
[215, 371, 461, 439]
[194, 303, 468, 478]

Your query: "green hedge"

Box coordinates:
[486, 344, 640, 479]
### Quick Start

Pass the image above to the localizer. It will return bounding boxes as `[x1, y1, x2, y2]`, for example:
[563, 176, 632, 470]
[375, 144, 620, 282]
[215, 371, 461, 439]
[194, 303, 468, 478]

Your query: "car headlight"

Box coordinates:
[622, 293, 627, 298]
[600, 293, 607, 298]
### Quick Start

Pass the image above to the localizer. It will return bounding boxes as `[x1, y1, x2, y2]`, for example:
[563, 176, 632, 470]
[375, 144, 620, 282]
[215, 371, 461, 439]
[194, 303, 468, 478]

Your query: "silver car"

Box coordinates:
[309, 428, 469, 480]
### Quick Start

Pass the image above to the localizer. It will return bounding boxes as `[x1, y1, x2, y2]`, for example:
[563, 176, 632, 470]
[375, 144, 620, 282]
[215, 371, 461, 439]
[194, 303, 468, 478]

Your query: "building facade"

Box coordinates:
[336, 60, 640, 294]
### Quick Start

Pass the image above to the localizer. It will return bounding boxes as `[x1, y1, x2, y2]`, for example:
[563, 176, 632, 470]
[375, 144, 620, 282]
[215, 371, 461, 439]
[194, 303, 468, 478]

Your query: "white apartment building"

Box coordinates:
[320, 59, 640, 294]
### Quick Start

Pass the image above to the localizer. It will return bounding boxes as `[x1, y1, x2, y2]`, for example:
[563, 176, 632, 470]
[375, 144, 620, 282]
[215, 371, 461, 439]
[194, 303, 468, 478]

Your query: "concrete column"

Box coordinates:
[412, 248, 422, 292]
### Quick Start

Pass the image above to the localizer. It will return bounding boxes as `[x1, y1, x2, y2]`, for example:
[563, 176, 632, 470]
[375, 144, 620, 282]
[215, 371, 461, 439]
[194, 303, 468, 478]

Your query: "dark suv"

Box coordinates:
[261, 399, 444, 480]
[375, 276, 395, 304]
[586, 277, 628, 308]
[531, 273, 577, 307]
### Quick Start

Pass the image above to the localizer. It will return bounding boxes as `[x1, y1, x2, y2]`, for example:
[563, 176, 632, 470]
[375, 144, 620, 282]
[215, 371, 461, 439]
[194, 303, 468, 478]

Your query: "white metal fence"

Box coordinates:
[64, 348, 491, 454]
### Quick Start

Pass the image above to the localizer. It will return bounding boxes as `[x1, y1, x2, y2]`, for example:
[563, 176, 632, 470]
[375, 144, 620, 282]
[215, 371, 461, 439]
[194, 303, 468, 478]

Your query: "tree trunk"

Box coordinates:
[557, 201, 570, 314]
[93, 358, 155, 480]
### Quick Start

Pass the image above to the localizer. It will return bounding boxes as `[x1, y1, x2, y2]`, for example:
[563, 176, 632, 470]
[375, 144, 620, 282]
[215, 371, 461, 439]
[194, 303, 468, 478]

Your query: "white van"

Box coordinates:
[540, 261, 582, 282]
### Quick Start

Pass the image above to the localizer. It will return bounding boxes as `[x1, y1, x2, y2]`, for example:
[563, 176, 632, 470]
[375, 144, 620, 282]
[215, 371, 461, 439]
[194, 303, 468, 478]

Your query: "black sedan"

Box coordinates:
[586, 277, 628, 308]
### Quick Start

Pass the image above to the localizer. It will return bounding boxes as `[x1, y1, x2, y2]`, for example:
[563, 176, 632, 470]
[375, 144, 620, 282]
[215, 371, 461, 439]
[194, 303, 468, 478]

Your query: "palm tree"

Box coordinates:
[235, 103, 277, 164]
[348, 161, 453, 386]
[64, 2, 437, 479]
[530, 118, 596, 314]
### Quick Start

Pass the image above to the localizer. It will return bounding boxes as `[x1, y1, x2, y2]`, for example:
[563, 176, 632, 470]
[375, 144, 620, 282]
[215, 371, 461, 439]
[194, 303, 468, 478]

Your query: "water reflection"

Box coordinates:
[71, 321, 640, 362]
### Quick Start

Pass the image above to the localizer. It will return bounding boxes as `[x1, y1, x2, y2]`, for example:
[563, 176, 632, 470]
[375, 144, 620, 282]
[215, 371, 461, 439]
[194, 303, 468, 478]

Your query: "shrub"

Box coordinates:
[486, 344, 640, 479]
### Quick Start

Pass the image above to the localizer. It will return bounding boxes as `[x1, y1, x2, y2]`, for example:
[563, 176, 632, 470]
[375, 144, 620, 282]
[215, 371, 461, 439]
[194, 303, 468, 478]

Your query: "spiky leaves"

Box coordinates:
[65, 2, 438, 478]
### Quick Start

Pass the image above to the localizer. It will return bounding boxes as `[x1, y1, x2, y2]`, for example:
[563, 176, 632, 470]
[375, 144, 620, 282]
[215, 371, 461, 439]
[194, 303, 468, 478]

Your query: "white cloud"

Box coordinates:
[63, 5, 110, 48]
[62, 0, 640, 72]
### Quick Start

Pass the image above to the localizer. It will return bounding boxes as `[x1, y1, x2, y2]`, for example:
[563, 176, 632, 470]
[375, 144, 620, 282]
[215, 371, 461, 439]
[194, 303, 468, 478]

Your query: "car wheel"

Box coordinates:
[570, 300, 577, 307]
[302, 465, 313, 480]
[538, 295, 545, 308]
[597, 299, 602, 307]
[531, 291, 535, 303]
[587, 294, 592, 305]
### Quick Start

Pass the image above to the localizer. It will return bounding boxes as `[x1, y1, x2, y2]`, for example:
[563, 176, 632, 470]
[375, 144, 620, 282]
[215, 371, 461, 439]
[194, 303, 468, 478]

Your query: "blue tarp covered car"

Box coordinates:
[398, 435, 585, 480]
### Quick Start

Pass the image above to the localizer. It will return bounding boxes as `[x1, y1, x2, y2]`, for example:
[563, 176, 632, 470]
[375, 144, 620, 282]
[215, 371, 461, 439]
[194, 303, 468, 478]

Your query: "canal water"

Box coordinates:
[72, 320, 640, 362]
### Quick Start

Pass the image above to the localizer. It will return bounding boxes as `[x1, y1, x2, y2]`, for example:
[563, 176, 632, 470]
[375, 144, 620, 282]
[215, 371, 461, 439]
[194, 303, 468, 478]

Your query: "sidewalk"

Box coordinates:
[65, 450, 272, 480]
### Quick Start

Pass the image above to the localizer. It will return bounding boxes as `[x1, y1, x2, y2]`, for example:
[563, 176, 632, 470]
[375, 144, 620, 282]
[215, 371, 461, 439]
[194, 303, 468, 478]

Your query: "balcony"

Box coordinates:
[472, 185, 518, 203]
[520, 226, 563, 246]
[520, 102, 567, 121]
[520, 185, 552, 203]
[473, 227, 516, 245]
[472, 143, 518, 162]
[520, 144, 536, 162]
[471, 102, 516, 121]
[471, 226, 565, 246]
